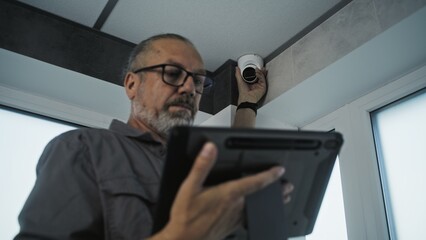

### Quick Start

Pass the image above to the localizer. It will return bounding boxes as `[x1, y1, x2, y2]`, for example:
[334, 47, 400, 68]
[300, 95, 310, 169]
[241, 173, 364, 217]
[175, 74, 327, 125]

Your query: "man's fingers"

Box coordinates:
[182, 142, 217, 191]
[255, 68, 267, 78]
[283, 195, 292, 204]
[234, 67, 246, 88]
[255, 68, 267, 84]
[282, 182, 294, 195]
[282, 182, 294, 204]
[235, 66, 241, 77]
[228, 166, 285, 197]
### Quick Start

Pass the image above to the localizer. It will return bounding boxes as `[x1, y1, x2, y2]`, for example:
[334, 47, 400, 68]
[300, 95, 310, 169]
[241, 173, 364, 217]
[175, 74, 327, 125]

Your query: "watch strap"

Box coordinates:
[237, 102, 258, 115]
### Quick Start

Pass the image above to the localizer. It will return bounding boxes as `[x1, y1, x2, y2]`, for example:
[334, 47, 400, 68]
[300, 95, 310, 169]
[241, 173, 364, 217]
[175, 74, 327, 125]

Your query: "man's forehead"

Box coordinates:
[148, 39, 204, 66]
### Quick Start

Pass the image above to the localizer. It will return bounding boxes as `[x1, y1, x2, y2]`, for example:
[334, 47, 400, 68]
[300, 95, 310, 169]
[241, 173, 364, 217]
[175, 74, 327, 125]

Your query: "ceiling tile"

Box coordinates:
[18, 0, 108, 27]
[102, 0, 340, 71]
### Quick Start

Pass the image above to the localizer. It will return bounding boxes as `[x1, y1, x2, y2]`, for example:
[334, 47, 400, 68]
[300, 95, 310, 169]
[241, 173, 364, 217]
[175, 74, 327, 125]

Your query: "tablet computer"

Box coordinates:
[152, 126, 343, 238]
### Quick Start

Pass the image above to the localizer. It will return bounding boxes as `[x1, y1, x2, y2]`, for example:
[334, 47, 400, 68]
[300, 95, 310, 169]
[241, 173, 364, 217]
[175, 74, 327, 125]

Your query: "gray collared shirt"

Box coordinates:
[15, 120, 167, 240]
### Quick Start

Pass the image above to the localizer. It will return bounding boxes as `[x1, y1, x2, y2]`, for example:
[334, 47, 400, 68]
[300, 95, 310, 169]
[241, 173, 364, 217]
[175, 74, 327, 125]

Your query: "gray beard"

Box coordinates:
[133, 80, 196, 138]
[148, 109, 193, 137]
[133, 102, 194, 138]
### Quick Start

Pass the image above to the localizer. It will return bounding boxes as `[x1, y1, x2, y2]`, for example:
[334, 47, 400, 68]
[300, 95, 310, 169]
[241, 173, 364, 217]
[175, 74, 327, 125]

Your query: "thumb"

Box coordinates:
[180, 142, 217, 193]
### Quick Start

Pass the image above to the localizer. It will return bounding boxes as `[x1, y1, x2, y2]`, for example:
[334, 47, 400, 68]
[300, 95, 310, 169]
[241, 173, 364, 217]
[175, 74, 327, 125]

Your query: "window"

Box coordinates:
[371, 88, 426, 239]
[305, 157, 347, 240]
[301, 118, 349, 240]
[0, 107, 77, 240]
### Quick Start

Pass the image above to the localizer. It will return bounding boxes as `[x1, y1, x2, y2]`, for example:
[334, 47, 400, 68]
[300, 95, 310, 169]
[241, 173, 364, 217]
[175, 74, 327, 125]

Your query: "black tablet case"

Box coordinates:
[152, 126, 343, 239]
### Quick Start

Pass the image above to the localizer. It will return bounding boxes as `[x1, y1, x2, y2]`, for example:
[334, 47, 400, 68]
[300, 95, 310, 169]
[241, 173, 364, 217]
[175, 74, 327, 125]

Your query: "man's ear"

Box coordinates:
[124, 72, 140, 100]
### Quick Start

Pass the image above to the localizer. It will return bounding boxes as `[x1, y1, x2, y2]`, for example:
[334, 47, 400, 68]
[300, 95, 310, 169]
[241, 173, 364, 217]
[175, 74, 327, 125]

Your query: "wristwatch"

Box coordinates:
[237, 102, 258, 115]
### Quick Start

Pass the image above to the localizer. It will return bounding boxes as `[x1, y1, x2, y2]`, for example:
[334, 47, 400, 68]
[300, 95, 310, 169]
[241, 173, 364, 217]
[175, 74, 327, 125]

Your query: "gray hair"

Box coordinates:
[122, 33, 195, 83]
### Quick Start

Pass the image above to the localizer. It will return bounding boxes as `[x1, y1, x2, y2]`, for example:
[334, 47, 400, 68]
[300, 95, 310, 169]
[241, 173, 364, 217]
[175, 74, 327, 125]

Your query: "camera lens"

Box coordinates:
[242, 67, 257, 83]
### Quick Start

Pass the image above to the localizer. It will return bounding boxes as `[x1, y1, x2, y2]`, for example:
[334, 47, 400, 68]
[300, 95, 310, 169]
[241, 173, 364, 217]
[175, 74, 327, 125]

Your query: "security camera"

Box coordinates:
[237, 54, 264, 84]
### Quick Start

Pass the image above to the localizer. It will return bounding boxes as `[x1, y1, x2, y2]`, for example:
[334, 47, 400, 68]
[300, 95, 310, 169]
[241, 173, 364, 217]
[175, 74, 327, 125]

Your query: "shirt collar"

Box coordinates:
[108, 119, 162, 144]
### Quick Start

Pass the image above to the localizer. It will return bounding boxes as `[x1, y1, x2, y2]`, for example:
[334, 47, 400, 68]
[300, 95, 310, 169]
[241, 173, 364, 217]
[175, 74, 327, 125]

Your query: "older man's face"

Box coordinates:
[130, 39, 204, 135]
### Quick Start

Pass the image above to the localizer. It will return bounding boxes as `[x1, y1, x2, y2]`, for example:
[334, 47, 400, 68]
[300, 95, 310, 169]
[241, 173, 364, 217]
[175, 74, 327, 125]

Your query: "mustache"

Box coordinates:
[164, 95, 196, 114]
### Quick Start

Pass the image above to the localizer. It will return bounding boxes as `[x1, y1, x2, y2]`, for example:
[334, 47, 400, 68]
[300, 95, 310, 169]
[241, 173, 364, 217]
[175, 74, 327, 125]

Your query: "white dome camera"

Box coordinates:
[237, 54, 264, 84]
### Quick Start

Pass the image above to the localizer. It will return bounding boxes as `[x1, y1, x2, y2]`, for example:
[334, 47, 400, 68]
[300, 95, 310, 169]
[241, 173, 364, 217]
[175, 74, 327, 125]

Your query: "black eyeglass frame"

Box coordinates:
[132, 64, 213, 94]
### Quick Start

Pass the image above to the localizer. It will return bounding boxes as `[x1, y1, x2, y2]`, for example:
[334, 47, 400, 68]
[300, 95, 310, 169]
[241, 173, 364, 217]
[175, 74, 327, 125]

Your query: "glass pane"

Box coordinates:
[305, 158, 348, 240]
[0, 108, 77, 240]
[371, 89, 426, 239]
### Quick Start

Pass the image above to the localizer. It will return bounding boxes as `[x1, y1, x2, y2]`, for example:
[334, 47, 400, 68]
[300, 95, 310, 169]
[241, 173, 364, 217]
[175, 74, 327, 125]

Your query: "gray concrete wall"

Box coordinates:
[265, 0, 426, 104]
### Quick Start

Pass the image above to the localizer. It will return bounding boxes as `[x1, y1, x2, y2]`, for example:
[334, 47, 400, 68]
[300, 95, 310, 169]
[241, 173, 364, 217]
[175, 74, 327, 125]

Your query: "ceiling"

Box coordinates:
[16, 0, 348, 72]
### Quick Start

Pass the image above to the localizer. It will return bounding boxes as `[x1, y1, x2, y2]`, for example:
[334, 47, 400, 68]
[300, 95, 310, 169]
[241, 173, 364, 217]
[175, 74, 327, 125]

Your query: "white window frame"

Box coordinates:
[303, 64, 426, 240]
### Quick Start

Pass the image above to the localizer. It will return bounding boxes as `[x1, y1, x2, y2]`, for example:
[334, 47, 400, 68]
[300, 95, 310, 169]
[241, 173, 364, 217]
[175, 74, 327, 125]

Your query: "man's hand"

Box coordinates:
[282, 181, 294, 204]
[233, 67, 268, 128]
[235, 66, 268, 104]
[150, 142, 285, 240]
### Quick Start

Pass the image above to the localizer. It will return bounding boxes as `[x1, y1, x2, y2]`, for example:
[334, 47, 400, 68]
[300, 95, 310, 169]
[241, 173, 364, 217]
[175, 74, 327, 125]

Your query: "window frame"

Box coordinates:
[369, 87, 426, 239]
[303, 64, 426, 239]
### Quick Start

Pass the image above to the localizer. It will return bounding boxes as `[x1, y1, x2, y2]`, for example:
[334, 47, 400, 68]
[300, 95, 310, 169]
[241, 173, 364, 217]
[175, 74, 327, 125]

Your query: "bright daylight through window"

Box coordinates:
[0, 108, 77, 240]
[304, 158, 347, 240]
[371, 88, 426, 239]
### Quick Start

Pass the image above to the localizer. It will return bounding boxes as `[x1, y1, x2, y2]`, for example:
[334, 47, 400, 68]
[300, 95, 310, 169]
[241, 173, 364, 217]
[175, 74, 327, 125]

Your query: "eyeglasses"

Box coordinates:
[133, 64, 213, 94]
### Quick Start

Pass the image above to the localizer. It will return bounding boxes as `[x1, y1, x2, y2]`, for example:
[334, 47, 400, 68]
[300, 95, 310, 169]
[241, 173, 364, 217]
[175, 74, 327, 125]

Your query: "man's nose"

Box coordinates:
[178, 75, 196, 95]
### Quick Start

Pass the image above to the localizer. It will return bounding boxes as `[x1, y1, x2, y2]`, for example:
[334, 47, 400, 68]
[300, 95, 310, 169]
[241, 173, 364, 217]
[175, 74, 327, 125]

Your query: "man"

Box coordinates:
[15, 34, 290, 240]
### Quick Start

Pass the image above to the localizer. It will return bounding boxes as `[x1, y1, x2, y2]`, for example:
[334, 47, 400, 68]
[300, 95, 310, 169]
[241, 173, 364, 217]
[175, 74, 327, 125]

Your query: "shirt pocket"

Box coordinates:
[100, 177, 159, 240]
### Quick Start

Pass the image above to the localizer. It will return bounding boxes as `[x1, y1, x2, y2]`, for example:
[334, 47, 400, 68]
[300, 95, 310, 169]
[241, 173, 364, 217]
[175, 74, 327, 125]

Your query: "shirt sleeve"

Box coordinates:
[15, 133, 103, 240]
